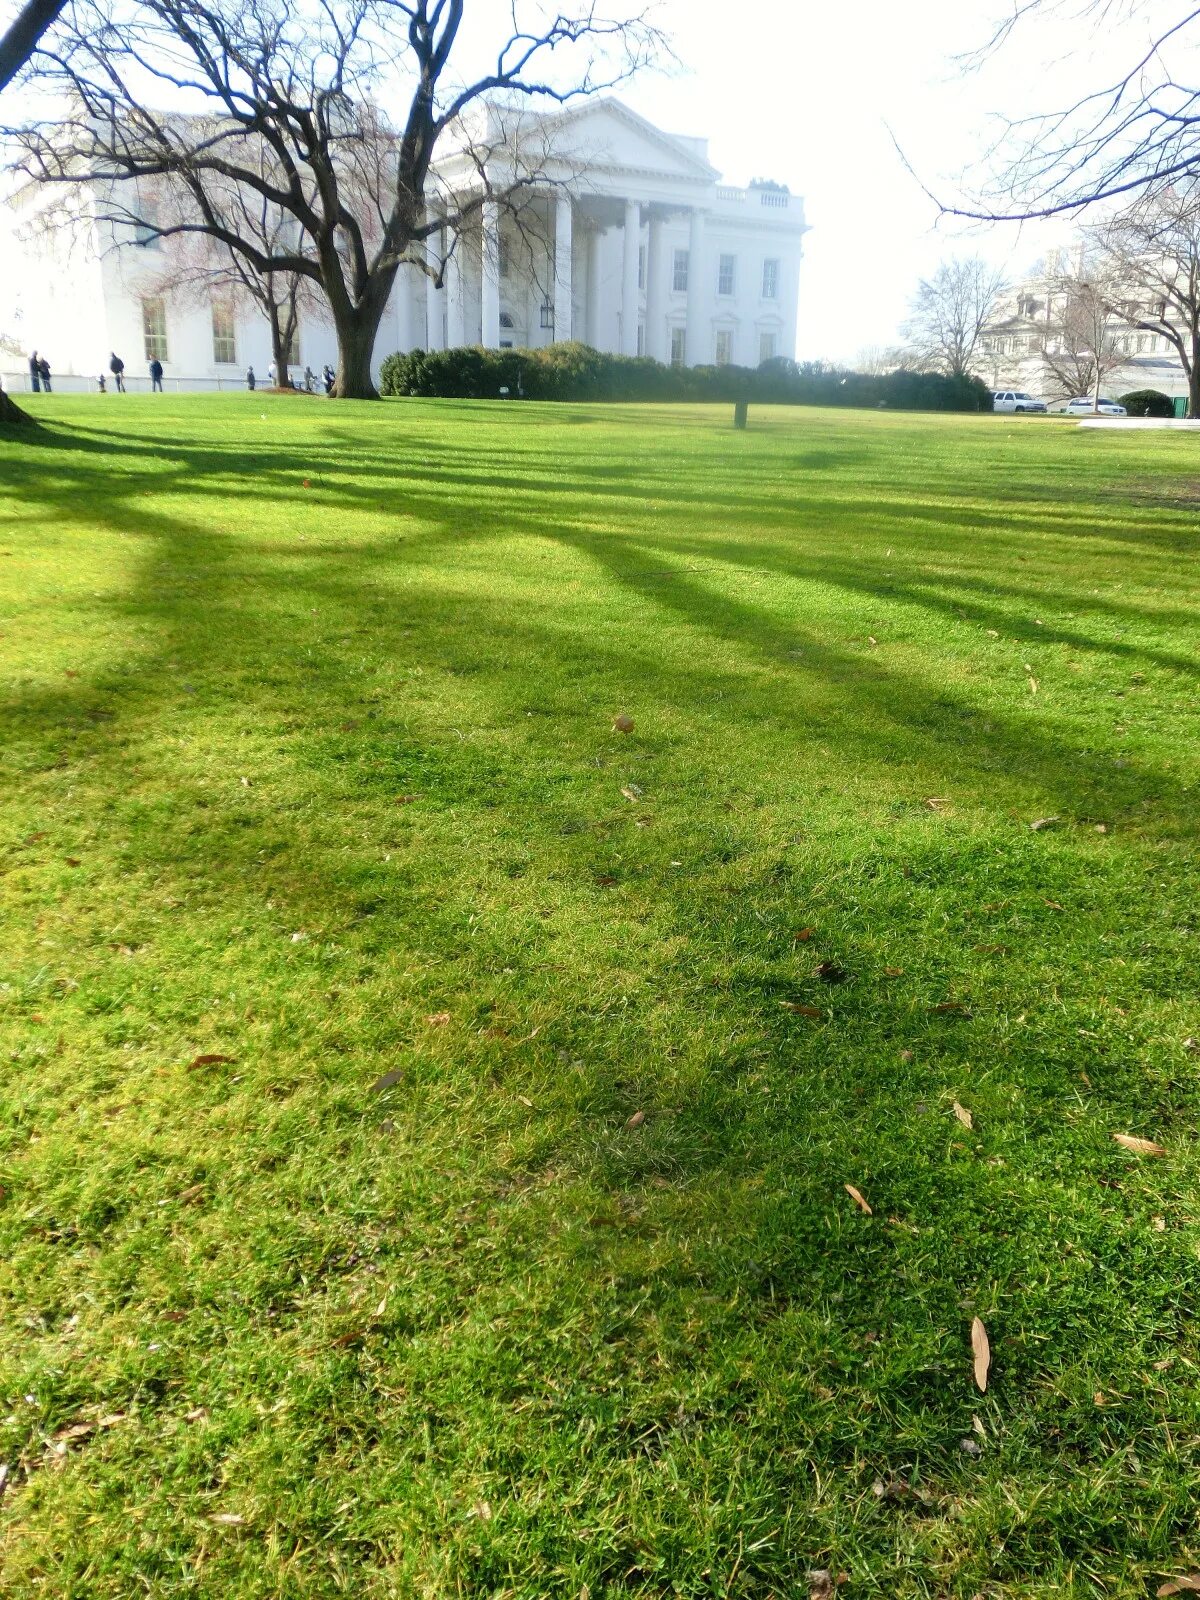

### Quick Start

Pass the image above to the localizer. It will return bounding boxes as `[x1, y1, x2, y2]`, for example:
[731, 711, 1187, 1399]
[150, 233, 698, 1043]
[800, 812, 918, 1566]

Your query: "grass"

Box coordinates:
[0, 394, 1198, 1599]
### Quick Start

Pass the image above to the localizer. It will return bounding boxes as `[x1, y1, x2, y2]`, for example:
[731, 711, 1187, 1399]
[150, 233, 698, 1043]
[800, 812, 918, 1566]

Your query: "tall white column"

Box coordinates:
[621, 198, 641, 356]
[425, 214, 444, 349]
[393, 263, 412, 353]
[644, 213, 665, 362]
[481, 198, 501, 350]
[685, 207, 707, 367]
[447, 241, 466, 348]
[554, 193, 573, 342]
[586, 225, 603, 348]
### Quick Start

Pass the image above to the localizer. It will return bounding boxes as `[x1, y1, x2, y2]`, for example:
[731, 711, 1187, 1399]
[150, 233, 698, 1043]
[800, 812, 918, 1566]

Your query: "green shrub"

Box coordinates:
[1119, 388, 1174, 418]
[379, 343, 992, 412]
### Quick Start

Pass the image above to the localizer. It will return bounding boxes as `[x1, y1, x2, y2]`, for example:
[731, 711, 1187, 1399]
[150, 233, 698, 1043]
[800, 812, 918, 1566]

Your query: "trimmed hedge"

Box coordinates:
[379, 342, 994, 412]
[1119, 388, 1175, 418]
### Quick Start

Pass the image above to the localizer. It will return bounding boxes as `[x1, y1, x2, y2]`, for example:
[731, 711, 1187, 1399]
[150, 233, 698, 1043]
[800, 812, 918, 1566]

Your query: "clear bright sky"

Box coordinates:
[618, 0, 1186, 362]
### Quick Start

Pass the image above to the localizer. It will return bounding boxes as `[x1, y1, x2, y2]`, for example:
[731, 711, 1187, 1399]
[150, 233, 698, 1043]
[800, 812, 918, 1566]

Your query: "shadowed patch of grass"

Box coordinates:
[1, 394, 1198, 1597]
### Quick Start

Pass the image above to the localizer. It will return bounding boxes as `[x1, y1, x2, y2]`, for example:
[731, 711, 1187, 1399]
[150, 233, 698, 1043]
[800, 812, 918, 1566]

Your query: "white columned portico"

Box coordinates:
[481, 198, 501, 350]
[621, 198, 641, 356]
[644, 212, 665, 362]
[554, 194, 573, 342]
[685, 208, 707, 366]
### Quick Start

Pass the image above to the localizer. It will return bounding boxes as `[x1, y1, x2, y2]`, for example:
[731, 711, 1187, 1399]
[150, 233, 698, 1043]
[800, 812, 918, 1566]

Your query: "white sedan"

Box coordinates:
[1062, 396, 1128, 416]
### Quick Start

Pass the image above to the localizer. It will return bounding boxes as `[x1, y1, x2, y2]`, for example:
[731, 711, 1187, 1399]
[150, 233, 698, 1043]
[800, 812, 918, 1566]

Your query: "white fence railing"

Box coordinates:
[1, 370, 322, 395]
[714, 185, 795, 212]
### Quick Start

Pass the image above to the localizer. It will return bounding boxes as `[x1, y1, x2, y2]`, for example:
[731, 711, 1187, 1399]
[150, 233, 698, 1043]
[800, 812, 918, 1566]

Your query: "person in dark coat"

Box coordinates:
[246, 366, 256, 391]
[109, 353, 126, 392]
[37, 356, 51, 392]
[149, 358, 164, 392]
[322, 363, 335, 395]
[28, 351, 40, 392]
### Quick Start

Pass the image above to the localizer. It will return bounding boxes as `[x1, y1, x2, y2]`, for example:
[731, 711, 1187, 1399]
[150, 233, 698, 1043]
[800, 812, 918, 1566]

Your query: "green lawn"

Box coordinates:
[1, 395, 1198, 1598]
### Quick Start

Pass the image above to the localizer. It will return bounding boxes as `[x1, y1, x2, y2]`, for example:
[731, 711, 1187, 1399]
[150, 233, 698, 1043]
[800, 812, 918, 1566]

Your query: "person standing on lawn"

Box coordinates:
[37, 355, 51, 392]
[28, 350, 40, 392]
[109, 352, 126, 392]
[246, 366, 256, 391]
[149, 357, 163, 392]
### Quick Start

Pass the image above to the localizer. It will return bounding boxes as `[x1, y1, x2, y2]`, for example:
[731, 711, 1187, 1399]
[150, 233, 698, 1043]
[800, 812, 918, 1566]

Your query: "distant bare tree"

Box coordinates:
[1092, 182, 1200, 415]
[6, 0, 665, 398]
[1036, 267, 1124, 404]
[903, 257, 1008, 377]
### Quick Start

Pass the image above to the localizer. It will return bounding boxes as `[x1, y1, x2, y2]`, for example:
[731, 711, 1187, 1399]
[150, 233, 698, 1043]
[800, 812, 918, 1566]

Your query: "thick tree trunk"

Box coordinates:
[268, 307, 293, 389]
[1189, 337, 1200, 420]
[330, 275, 397, 400]
[0, 388, 36, 427]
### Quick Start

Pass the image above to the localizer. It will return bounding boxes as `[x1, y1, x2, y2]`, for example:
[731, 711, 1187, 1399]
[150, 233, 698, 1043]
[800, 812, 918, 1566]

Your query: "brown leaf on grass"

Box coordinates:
[52, 1412, 126, 1445]
[160, 1310, 187, 1323]
[1157, 1578, 1200, 1596]
[1113, 1133, 1167, 1157]
[845, 1183, 872, 1215]
[620, 785, 642, 803]
[177, 1183, 206, 1205]
[612, 713, 635, 734]
[883, 966, 905, 977]
[65, 857, 82, 867]
[899, 1048, 914, 1062]
[24, 831, 47, 844]
[971, 1317, 991, 1392]
[371, 1069, 403, 1093]
[187, 1053, 235, 1071]
[517, 1094, 534, 1108]
[923, 796, 951, 811]
[626, 1110, 646, 1129]
[594, 874, 618, 888]
[780, 1001, 823, 1018]
[808, 1573, 835, 1600]
[972, 943, 1008, 955]
[468, 1499, 492, 1521]
[793, 927, 815, 943]
[1030, 816, 1060, 831]
[1043, 899, 1066, 911]
[815, 961, 850, 984]
[394, 794, 419, 805]
[953, 1101, 974, 1130]
[425, 1012, 450, 1026]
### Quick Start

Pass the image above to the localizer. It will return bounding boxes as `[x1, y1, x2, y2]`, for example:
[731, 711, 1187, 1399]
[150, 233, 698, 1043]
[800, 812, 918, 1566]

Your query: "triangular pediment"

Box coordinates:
[520, 97, 719, 185]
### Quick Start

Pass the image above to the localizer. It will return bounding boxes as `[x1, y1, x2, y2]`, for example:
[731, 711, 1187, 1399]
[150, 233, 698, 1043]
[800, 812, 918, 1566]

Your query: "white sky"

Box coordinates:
[619, 0, 1185, 361]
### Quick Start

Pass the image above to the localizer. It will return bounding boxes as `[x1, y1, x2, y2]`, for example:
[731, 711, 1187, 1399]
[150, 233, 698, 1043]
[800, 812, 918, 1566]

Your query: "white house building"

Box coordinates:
[0, 98, 807, 393]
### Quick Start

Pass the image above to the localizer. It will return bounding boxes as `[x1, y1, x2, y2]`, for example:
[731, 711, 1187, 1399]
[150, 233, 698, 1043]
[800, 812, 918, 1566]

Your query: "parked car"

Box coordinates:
[992, 390, 1048, 413]
[1062, 396, 1128, 416]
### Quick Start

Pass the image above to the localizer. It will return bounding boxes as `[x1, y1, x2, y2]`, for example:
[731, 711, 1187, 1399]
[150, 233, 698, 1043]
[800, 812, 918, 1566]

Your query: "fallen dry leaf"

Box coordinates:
[24, 830, 47, 844]
[1113, 1133, 1167, 1157]
[626, 1110, 646, 1129]
[210, 1513, 246, 1526]
[65, 857, 82, 867]
[883, 966, 905, 977]
[1158, 1579, 1200, 1597]
[612, 713, 635, 734]
[986, 628, 1000, 638]
[394, 794, 419, 805]
[177, 1183, 206, 1205]
[620, 785, 642, 803]
[517, 1094, 534, 1108]
[185, 1407, 208, 1423]
[371, 1068, 403, 1093]
[845, 1183, 872, 1215]
[1029, 816, 1060, 831]
[468, 1500, 492, 1521]
[187, 1053, 235, 1071]
[972, 943, 1008, 955]
[425, 1012, 450, 1026]
[1043, 899, 1066, 911]
[953, 1101, 974, 1130]
[923, 796, 951, 811]
[815, 960, 850, 984]
[808, 1573, 835, 1600]
[793, 927, 815, 943]
[971, 1316, 991, 1392]
[780, 1001, 823, 1018]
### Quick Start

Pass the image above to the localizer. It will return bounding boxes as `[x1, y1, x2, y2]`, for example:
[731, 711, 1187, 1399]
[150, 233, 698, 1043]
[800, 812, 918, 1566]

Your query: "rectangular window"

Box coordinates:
[142, 297, 168, 362]
[497, 236, 510, 279]
[762, 258, 779, 299]
[715, 329, 733, 367]
[211, 304, 236, 365]
[636, 323, 645, 356]
[670, 326, 686, 367]
[540, 300, 554, 329]
[672, 248, 689, 293]
[758, 330, 777, 364]
[717, 253, 736, 296]
[134, 201, 160, 249]
[638, 245, 646, 291]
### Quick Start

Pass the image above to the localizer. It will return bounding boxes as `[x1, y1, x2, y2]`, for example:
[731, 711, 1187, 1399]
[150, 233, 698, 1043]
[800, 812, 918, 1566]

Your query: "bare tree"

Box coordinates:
[1036, 267, 1124, 405]
[903, 256, 1009, 378]
[0, 0, 66, 93]
[5, 0, 664, 398]
[948, 2, 1200, 219]
[1092, 182, 1200, 415]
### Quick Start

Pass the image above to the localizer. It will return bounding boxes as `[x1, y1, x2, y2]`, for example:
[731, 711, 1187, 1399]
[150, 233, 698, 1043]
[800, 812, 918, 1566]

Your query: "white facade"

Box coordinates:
[0, 98, 806, 392]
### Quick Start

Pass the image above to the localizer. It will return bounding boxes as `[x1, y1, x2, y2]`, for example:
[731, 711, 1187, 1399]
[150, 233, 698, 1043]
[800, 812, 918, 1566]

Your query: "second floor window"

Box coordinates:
[762, 258, 779, 299]
[211, 304, 236, 364]
[133, 201, 161, 249]
[718, 254, 736, 295]
[672, 248, 689, 292]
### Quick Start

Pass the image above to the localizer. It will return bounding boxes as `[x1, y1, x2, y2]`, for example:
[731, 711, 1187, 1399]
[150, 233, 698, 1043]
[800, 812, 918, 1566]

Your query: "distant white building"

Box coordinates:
[979, 260, 1189, 405]
[0, 97, 807, 393]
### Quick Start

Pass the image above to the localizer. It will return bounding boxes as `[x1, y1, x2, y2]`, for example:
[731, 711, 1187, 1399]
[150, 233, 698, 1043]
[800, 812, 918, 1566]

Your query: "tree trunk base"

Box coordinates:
[0, 389, 36, 427]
